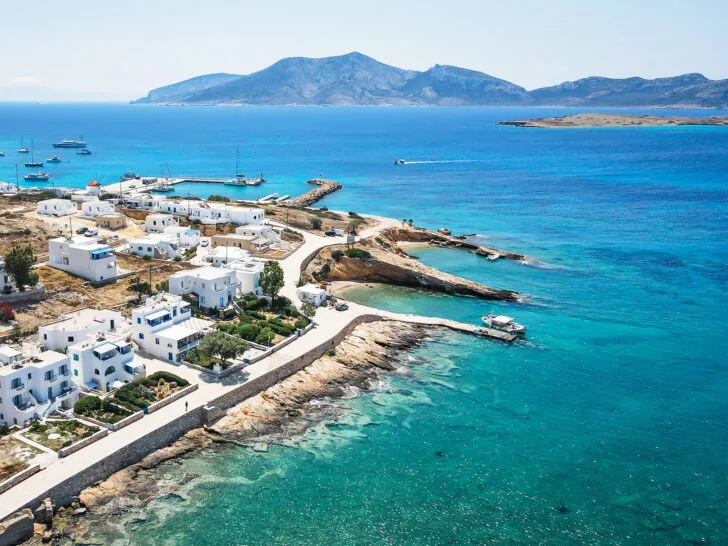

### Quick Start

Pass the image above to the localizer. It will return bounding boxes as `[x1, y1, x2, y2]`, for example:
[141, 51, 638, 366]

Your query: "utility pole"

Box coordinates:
[14, 164, 19, 191]
[148, 264, 152, 292]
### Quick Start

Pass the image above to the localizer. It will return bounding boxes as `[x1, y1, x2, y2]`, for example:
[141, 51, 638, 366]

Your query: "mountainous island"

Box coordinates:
[133, 52, 728, 108]
[499, 113, 728, 128]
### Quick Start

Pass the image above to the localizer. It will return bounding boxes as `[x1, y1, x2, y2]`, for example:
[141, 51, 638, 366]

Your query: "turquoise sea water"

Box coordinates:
[2, 104, 727, 544]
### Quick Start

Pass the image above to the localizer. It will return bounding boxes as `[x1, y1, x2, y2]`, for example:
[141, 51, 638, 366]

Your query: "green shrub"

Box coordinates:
[146, 371, 189, 388]
[142, 255, 151, 261]
[222, 308, 236, 320]
[173, 256, 182, 262]
[208, 194, 231, 202]
[331, 250, 344, 261]
[74, 396, 102, 416]
[294, 318, 308, 329]
[310, 217, 323, 230]
[344, 248, 371, 259]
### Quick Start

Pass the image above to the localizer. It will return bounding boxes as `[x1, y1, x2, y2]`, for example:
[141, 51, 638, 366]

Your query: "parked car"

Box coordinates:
[84, 228, 98, 237]
[200, 239, 209, 247]
[319, 206, 329, 211]
[75, 226, 88, 234]
[335, 303, 349, 311]
[325, 228, 345, 237]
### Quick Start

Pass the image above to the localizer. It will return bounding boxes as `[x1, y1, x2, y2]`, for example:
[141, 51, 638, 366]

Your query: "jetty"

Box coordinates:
[283, 178, 342, 208]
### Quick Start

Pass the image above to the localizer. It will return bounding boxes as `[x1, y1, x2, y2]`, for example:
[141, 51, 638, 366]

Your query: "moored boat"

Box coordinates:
[481, 312, 527, 335]
[47, 156, 62, 163]
[53, 139, 87, 148]
[393, 158, 406, 165]
[77, 148, 92, 155]
[24, 172, 50, 181]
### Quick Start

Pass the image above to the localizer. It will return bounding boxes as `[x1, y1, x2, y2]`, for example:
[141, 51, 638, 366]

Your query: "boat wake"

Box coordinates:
[402, 159, 482, 165]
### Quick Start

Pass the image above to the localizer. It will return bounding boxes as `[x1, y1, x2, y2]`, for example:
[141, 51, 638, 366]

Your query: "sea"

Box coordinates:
[1, 104, 727, 544]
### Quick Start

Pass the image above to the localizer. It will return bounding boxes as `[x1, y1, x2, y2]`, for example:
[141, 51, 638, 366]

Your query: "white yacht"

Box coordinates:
[481, 312, 527, 336]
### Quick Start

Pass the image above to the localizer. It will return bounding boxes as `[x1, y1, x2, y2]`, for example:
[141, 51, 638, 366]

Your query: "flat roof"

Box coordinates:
[171, 266, 233, 281]
[298, 284, 326, 295]
[0, 346, 21, 358]
[145, 309, 170, 321]
[157, 317, 214, 341]
[42, 308, 121, 332]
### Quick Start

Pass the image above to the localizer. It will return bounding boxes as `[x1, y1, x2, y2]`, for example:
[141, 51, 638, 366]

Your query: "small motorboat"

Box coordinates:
[77, 148, 92, 155]
[0, 152, 5, 157]
[482, 312, 527, 336]
[24, 172, 50, 181]
[393, 158, 406, 165]
[47, 156, 62, 163]
[487, 253, 500, 261]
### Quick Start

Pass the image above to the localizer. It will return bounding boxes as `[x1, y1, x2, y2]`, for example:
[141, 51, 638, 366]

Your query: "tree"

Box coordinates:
[155, 280, 169, 293]
[301, 302, 317, 319]
[310, 217, 323, 230]
[408, 218, 414, 226]
[259, 261, 284, 305]
[28, 271, 39, 288]
[255, 326, 275, 346]
[197, 331, 248, 366]
[127, 277, 151, 302]
[4, 244, 36, 292]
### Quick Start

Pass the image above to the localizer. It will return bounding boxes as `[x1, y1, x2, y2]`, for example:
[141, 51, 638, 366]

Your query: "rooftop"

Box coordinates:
[171, 266, 236, 281]
[41, 308, 122, 333]
[298, 284, 326, 296]
[156, 316, 214, 341]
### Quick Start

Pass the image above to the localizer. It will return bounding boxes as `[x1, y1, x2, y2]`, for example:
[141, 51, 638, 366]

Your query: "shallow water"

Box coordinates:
[3, 104, 727, 544]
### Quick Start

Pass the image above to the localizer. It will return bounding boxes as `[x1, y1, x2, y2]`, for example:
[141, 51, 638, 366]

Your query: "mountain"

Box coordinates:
[530, 73, 728, 108]
[133, 52, 530, 106]
[133, 53, 728, 108]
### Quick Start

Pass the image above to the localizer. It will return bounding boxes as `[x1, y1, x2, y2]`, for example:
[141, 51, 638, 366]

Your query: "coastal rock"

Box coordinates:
[32, 498, 53, 526]
[283, 179, 342, 208]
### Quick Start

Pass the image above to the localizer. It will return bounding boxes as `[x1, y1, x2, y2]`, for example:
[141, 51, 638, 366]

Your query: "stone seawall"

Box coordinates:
[283, 179, 342, 208]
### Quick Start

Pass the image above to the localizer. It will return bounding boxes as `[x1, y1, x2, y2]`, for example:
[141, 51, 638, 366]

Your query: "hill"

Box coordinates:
[133, 53, 728, 108]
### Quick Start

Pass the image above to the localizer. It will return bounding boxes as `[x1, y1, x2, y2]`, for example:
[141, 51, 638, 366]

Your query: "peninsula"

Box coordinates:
[499, 113, 728, 128]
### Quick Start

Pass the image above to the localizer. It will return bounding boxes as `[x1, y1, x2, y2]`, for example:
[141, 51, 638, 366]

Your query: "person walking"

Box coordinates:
[185, 401, 188, 412]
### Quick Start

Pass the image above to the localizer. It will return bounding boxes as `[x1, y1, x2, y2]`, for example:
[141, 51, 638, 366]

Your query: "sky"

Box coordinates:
[0, 0, 726, 101]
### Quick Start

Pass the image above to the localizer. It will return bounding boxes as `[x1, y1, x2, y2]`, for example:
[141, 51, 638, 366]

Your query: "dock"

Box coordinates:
[375, 310, 518, 342]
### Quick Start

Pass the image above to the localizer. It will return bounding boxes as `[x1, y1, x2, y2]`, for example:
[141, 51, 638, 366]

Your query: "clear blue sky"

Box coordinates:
[1, 0, 726, 101]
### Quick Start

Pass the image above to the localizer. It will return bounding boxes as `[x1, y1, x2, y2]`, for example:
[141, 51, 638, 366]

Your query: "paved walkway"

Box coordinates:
[0, 217, 489, 520]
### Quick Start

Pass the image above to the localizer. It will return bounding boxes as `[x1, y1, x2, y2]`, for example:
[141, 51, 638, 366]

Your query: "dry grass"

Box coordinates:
[0, 437, 43, 482]
[262, 205, 375, 235]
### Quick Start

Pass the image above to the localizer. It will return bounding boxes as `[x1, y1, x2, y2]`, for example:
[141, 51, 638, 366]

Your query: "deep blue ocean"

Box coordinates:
[2, 104, 727, 544]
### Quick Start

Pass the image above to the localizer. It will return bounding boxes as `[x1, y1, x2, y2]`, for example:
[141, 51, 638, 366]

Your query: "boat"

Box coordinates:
[487, 253, 501, 261]
[24, 141, 43, 167]
[481, 312, 527, 336]
[77, 148, 92, 155]
[393, 159, 406, 165]
[120, 170, 140, 181]
[18, 137, 30, 154]
[0, 152, 5, 157]
[151, 182, 174, 192]
[47, 156, 62, 163]
[24, 172, 50, 181]
[53, 138, 87, 148]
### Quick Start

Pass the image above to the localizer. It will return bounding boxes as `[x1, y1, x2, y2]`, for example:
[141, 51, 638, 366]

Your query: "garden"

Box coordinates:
[0, 436, 42, 482]
[73, 372, 191, 418]
[22, 419, 99, 451]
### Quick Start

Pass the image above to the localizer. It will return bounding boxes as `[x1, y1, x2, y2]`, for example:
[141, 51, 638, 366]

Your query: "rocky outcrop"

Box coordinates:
[284, 178, 342, 208]
[0, 509, 34, 546]
[304, 237, 520, 302]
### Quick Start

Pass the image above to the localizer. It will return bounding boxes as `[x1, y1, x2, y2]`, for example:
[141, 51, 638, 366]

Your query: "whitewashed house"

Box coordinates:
[36, 199, 77, 217]
[81, 199, 115, 218]
[227, 259, 265, 295]
[125, 194, 162, 210]
[143, 213, 178, 233]
[163, 226, 201, 248]
[68, 333, 144, 392]
[297, 284, 327, 306]
[0, 349, 78, 426]
[225, 206, 265, 225]
[188, 202, 227, 224]
[157, 200, 190, 215]
[168, 266, 241, 310]
[39, 308, 126, 352]
[0, 181, 17, 193]
[128, 234, 182, 260]
[205, 246, 250, 267]
[48, 237, 118, 282]
[132, 293, 214, 362]
[0, 257, 18, 294]
[85, 180, 101, 197]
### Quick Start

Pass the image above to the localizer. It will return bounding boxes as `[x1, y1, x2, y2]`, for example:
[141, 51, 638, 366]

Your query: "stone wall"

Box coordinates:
[58, 429, 109, 458]
[0, 285, 46, 304]
[0, 465, 41, 496]
[147, 384, 198, 414]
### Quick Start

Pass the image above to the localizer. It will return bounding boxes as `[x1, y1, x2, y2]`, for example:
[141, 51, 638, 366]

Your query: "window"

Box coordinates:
[73, 354, 79, 361]
[44, 371, 54, 381]
[43, 333, 47, 340]
[68, 336, 74, 342]
[27, 373, 31, 380]
[11, 378, 22, 389]
[94, 368, 100, 375]
[74, 370, 78, 376]
[155, 338, 160, 345]
[104, 366, 116, 376]
[139, 333, 144, 339]
[137, 317, 141, 324]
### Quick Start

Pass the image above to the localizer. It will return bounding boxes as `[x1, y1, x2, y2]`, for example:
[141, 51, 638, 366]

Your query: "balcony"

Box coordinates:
[13, 383, 25, 391]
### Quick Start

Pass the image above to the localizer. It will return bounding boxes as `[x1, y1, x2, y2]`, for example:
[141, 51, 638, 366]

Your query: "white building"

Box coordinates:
[0, 257, 17, 294]
[128, 234, 181, 260]
[125, 194, 162, 210]
[188, 202, 227, 224]
[297, 284, 327, 306]
[205, 246, 250, 267]
[227, 259, 265, 295]
[39, 308, 126, 352]
[0, 348, 78, 426]
[0, 181, 17, 193]
[68, 333, 144, 392]
[81, 199, 115, 218]
[168, 266, 241, 310]
[163, 226, 201, 248]
[156, 200, 190, 215]
[85, 180, 101, 197]
[48, 237, 118, 282]
[225, 206, 265, 225]
[132, 293, 214, 362]
[235, 223, 280, 244]
[143, 213, 178, 233]
[36, 199, 77, 217]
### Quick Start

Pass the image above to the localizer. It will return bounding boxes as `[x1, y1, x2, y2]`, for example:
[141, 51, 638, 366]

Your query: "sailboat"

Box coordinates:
[225, 146, 248, 186]
[24, 139, 44, 167]
[18, 137, 30, 154]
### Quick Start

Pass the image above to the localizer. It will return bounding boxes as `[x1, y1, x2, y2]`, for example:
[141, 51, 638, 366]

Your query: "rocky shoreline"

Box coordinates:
[499, 112, 728, 128]
[23, 321, 432, 544]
